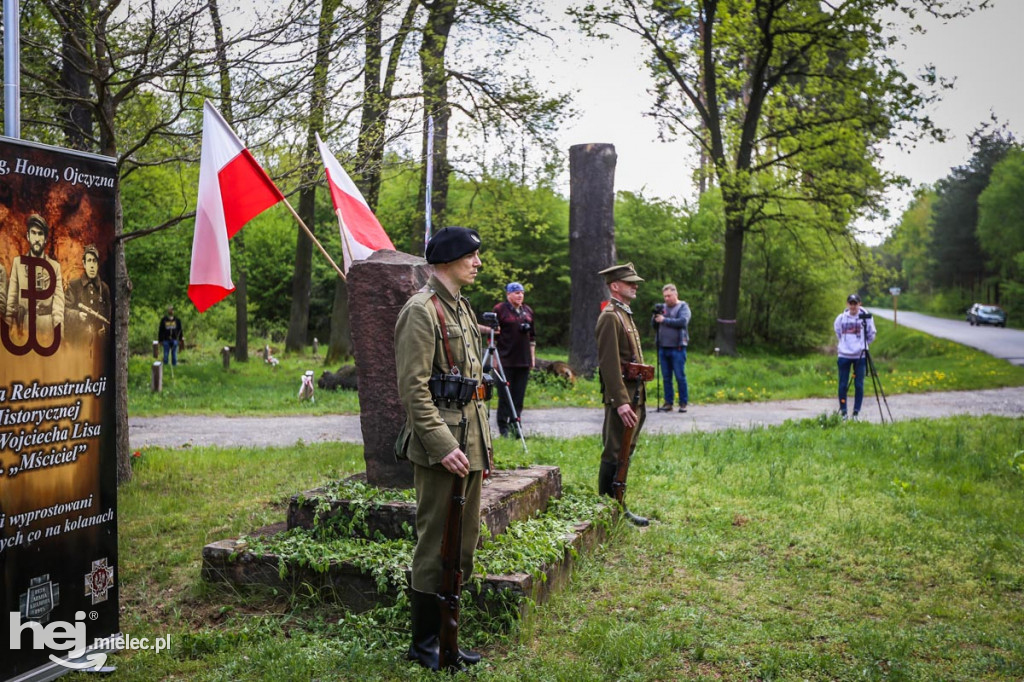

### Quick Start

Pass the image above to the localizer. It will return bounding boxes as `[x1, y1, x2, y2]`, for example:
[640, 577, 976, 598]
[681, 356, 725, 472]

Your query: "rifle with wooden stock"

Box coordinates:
[611, 384, 649, 527]
[437, 417, 469, 671]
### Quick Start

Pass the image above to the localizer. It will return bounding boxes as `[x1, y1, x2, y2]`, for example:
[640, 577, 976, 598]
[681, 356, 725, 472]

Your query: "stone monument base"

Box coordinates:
[201, 465, 614, 620]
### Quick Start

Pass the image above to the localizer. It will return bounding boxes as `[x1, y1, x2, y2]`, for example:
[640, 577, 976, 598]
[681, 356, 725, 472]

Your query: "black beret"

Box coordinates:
[425, 226, 482, 264]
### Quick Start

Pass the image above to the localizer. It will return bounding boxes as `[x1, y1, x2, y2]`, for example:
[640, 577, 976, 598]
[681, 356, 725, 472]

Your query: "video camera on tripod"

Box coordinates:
[480, 311, 528, 452]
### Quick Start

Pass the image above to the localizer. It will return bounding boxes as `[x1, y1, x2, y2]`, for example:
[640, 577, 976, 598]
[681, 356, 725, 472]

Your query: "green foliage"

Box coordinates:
[978, 147, 1024, 318]
[884, 185, 937, 297]
[574, 0, 951, 354]
[929, 125, 1015, 293]
[241, 483, 608, 598]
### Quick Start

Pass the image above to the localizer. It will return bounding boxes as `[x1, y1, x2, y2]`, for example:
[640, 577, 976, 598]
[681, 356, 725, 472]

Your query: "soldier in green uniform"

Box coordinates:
[596, 263, 649, 524]
[65, 244, 111, 345]
[5, 214, 64, 342]
[395, 226, 490, 671]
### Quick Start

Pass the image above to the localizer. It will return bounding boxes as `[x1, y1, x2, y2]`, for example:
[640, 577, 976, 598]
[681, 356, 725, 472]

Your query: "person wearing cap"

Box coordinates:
[394, 226, 490, 671]
[65, 244, 111, 345]
[492, 281, 536, 437]
[158, 306, 184, 366]
[5, 214, 64, 342]
[595, 262, 649, 514]
[834, 293, 876, 420]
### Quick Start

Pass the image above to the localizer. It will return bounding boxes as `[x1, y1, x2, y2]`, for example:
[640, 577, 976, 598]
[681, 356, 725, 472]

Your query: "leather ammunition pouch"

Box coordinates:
[622, 362, 654, 382]
[429, 372, 480, 408]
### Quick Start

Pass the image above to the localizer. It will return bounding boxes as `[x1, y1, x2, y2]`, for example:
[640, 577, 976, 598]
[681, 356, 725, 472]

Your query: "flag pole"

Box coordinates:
[424, 115, 434, 255]
[336, 208, 356, 272]
[280, 196, 347, 281]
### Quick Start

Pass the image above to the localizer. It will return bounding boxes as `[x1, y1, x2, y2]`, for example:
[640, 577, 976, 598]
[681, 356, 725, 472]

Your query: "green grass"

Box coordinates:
[128, 318, 1024, 416]
[94, 416, 1024, 680]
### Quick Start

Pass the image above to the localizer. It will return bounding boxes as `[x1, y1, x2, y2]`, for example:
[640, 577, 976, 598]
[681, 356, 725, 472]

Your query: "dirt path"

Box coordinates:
[128, 386, 1024, 450]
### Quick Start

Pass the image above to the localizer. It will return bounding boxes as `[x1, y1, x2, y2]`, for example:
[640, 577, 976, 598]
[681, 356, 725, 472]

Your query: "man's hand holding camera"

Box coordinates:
[652, 302, 666, 326]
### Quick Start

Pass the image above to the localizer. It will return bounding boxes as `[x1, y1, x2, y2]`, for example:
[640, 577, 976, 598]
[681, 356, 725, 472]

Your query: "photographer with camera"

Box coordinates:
[652, 284, 691, 413]
[491, 282, 536, 437]
[834, 293, 877, 420]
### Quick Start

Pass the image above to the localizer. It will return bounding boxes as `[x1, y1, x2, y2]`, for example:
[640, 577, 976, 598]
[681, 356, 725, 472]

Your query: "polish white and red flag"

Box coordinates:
[189, 101, 284, 312]
[316, 133, 394, 273]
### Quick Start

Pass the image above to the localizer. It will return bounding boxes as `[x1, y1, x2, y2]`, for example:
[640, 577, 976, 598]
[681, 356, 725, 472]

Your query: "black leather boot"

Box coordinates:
[406, 590, 482, 670]
[598, 462, 617, 497]
[599, 463, 649, 526]
[406, 589, 440, 670]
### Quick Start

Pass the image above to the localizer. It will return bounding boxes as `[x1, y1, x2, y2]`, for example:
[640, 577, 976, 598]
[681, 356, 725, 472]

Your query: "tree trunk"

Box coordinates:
[325, 278, 352, 365]
[113, 187, 133, 484]
[234, 235, 248, 361]
[568, 143, 617, 378]
[714, 209, 745, 356]
[209, 0, 249, 362]
[58, 1, 92, 150]
[413, 0, 457, 255]
[287, 0, 339, 353]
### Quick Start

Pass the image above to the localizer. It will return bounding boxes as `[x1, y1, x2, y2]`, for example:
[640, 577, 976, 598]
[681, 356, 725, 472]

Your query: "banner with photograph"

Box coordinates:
[1, 137, 119, 680]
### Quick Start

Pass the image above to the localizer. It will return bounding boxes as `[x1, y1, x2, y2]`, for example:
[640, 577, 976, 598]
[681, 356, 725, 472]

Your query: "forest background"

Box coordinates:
[5, 0, 1023, 478]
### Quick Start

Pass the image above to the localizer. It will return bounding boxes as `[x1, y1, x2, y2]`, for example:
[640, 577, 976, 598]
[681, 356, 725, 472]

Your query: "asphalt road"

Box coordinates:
[128, 308, 1024, 450]
[867, 307, 1024, 365]
[128, 386, 1024, 450]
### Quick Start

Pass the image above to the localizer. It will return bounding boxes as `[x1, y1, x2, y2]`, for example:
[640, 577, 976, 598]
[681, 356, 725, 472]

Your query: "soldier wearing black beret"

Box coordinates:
[395, 225, 489, 671]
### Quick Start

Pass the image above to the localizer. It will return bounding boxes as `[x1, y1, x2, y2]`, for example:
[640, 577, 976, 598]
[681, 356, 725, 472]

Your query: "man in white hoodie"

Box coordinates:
[834, 293, 876, 420]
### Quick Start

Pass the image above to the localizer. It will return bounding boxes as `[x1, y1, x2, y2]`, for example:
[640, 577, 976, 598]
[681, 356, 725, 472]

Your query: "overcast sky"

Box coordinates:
[542, 1, 1023, 243]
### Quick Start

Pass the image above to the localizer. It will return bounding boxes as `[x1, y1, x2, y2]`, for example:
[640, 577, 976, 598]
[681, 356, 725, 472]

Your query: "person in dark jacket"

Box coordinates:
[492, 281, 535, 437]
[158, 306, 184, 366]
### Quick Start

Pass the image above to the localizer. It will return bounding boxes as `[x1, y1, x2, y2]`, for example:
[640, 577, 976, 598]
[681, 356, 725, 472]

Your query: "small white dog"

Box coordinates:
[298, 370, 315, 402]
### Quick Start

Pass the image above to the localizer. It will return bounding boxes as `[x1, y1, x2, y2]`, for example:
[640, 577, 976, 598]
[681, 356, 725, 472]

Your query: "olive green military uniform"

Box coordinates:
[395, 274, 491, 593]
[596, 297, 647, 465]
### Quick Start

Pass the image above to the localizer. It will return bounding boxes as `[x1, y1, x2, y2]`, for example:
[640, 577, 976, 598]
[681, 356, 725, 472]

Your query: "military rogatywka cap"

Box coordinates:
[83, 244, 100, 261]
[598, 262, 644, 284]
[425, 226, 482, 264]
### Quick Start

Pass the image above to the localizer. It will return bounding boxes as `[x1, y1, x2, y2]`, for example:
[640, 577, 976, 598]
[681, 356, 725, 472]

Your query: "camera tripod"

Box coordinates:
[481, 326, 529, 453]
[861, 314, 893, 424]
[651, 313, 666, 412]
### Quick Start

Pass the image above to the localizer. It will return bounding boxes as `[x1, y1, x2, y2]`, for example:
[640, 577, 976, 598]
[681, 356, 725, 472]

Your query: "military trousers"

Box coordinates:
[411, 463, 482, 593]
[600, 381, 647, 466]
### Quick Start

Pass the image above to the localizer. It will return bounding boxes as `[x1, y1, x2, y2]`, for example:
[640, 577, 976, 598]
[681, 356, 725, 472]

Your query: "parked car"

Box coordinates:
[966, 303, 1007, 327]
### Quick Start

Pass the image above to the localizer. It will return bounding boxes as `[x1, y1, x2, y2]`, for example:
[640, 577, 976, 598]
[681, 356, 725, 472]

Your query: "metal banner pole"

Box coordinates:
[4, 0, 21, 137]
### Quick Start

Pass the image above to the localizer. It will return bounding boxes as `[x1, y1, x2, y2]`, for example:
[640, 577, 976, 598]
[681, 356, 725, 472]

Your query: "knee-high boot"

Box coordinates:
[598, 462, 617, 497]
[406, 589, 482, 670]
[406, 589, 440, 670]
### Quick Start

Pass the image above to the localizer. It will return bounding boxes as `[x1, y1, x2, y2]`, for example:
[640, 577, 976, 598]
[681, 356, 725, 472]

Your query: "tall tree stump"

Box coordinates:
[348, 250, 432, 488]
[568, 143, 617, 378]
